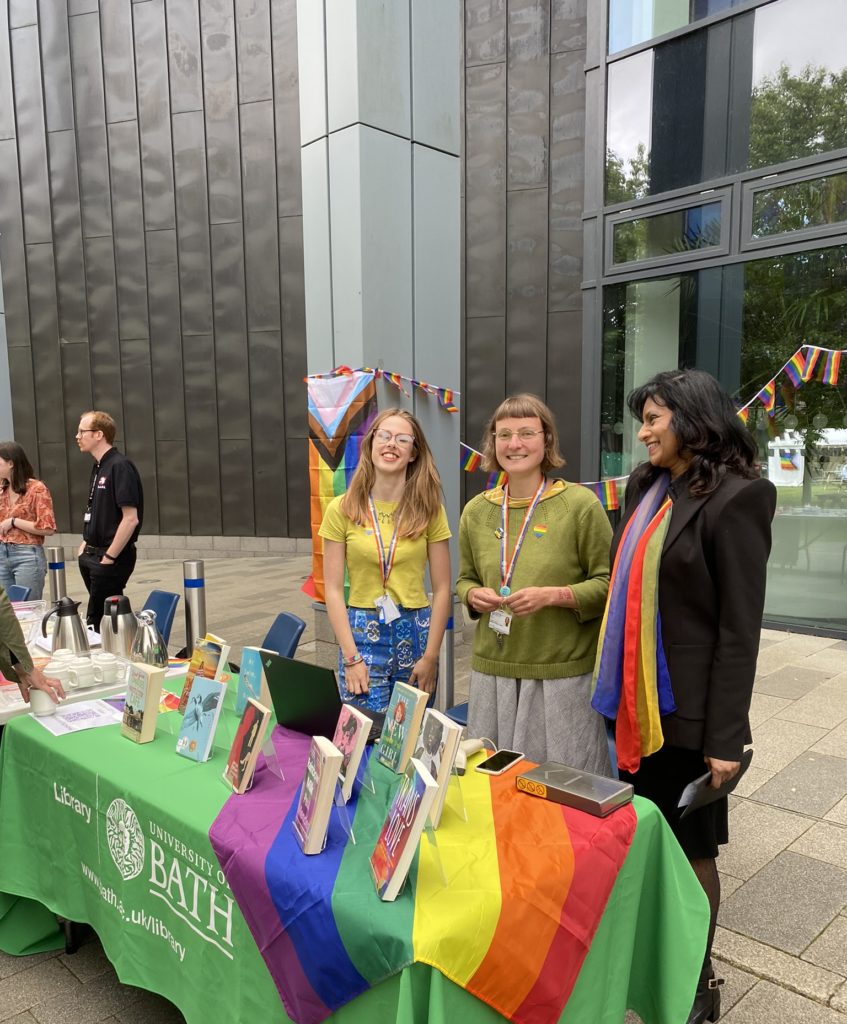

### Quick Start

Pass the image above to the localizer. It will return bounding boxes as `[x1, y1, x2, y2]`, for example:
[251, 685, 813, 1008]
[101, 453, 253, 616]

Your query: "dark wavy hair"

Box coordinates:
[627, 369, 758, 496]
[0, 441, 36, 495]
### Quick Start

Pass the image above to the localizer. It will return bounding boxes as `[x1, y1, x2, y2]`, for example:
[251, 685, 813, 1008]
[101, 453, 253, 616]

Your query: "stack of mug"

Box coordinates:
[29, 649, 127, 717]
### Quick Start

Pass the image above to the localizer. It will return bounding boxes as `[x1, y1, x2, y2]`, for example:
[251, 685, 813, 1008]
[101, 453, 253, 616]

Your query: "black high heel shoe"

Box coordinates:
[686, 975, 724, 1024]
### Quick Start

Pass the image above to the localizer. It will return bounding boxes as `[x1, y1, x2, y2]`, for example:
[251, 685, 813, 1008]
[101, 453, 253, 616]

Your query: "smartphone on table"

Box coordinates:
[474, 749, 524, 775]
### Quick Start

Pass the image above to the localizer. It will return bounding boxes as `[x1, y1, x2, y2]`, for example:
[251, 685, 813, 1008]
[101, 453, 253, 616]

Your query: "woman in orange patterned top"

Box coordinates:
[0, 442, 56, 600]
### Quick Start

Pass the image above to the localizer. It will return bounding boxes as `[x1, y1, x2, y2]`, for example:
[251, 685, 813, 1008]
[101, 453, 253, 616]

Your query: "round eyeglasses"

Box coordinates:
[493, 428, 545, 442]
[374, 429, 415, 448]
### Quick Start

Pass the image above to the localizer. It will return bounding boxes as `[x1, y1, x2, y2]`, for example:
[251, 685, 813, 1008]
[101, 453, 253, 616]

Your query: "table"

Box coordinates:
[0, 694, 709, 1024]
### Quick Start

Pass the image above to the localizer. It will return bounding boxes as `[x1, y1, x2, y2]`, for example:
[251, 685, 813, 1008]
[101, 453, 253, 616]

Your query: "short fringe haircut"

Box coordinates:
[480, 393, 565, 474]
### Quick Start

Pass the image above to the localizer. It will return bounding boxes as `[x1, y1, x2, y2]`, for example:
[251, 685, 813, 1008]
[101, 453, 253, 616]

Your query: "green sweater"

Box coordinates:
[456, 482, 612, 679]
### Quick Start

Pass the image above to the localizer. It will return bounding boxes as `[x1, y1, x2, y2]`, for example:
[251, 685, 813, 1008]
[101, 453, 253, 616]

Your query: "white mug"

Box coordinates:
[68, 658, 95, 690]
[91, 652, 119, 685]
[29, 687, 59, 716]
[51, 648, 76, 662]
[45, 660, 72, 690]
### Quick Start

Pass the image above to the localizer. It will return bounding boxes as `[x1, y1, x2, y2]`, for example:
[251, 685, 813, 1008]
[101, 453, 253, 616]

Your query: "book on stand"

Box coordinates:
[376, 682, 429, 774]
[370, 758, 438, 901]
[332, 704, 372, 803]
[178, 633, 231, 713]
[120, 663, 165, 744]
[413, 708, 463, 828]
[176, 676, 227, 763]
[223, 698, 272, 793]
[235, 646, 273, 716]
[292, 735, 343, 855]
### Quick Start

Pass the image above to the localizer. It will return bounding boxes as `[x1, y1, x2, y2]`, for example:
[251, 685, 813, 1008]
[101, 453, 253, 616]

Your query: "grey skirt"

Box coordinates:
[467, 670, 612, 777]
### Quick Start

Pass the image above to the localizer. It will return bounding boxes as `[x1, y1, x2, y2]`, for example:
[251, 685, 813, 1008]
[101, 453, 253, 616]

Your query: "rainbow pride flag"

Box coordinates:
[460, 443, 482, 472]
[783, 349, 807, 387]
[821, 349, 842, 386]
[756, 380, 776, 412]
[210, 729, 636, 1024]
[585, 480, 620, 511]
[486, 469, 508, 489]
[779, 449, 798, 471]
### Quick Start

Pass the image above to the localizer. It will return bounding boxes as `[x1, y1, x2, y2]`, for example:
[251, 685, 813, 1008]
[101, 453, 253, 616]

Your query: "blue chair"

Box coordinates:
[261, 612, 306, 658]
[446, 701, 469, 726]
[141, 590, 180, 645]
[6, 584, 31, 602]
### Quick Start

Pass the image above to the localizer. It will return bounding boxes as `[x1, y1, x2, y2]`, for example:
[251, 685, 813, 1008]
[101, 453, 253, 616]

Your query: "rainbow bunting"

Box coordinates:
[210, 729, 637, 1024]
[584, 480, 620, 511]
[737, 406, 750, 425]
[783, 349, 807, 387]
[460, 443, 482, 472]
[486, 469, 508, 489]
[437, 387, 459, 413]
[756, 380, 776, 413]
[801, 347, 822, 382]
[822, 350, 842, 386]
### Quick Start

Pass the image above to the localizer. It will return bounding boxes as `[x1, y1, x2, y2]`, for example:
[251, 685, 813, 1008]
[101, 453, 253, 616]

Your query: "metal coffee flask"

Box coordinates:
[100, 595, 137, 658]
[131, 609, 168, 668]
[41, 597, 90, 655]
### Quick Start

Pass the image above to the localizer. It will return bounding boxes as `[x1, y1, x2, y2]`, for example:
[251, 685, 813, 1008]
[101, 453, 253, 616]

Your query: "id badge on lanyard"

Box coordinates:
[490, 477, 546, 643]
[368, 496, 402, 624]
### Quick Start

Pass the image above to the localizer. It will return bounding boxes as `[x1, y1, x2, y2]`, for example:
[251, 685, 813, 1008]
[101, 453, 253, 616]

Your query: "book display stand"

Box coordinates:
[160, 708, 181, 736]
[423, 823, 447, 888]
[356, 754, 377, 798]
[445, 767, 468, 824]
[332, 781, 356, 845]
[261, 735, 286, 783]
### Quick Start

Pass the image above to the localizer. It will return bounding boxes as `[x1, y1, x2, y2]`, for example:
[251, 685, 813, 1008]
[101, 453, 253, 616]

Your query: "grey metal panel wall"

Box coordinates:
[463, 0, 588, 487]
[0, 0, 308, 536]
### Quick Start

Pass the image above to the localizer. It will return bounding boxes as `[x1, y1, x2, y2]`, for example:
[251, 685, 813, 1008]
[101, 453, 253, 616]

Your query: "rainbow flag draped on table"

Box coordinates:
[305, 369, 378, 601]
[210, 728, 636, 1024]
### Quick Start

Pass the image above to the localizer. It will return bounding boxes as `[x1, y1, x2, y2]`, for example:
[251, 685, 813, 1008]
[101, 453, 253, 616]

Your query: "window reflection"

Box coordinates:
[606, 50, 653, 203]
[608, 0, 746, 54]
[751, 171, 847, 239]
[612, 201, 722, 264]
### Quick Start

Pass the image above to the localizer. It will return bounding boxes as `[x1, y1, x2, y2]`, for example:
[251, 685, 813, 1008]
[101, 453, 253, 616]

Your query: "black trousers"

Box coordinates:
[78, 546, 137, 626]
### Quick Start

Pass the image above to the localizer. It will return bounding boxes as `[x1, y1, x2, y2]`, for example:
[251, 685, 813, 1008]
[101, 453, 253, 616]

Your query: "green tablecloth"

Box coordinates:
[0, 702, 707, 1024]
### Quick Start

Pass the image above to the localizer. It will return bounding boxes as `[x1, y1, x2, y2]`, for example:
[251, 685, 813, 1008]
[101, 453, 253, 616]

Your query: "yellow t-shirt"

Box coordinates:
[319, 496, 451, 609]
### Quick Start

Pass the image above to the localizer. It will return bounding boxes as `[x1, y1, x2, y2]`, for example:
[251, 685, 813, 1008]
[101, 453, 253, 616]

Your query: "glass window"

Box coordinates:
[608, 0, 746, 54]
[606, 0, 847, 204]
[749, 0, 847, 169]
[750, 170, 847, 240]
[612, 200, 723, 265]
[600, 244, 847, 634]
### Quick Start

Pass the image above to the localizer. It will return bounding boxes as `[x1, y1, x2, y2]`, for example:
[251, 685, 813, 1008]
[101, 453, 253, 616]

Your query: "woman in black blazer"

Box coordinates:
[603, 369, 775, 1024]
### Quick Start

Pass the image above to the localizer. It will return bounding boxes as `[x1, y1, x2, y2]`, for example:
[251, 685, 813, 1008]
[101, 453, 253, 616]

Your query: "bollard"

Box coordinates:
[183, 560, 207, 651]
[46, 546, 67, 603]
[434, 613, 455, 714]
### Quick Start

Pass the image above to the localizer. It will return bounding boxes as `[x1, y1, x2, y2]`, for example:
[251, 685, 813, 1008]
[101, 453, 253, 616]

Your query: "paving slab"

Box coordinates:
[719, 851, 847, 955]
[803, 650, 847, 675]
[813, 719, 847, 761]
[826, 796, 847, 826]
[713, 959, 759, 1016]
[754, 665, 835, 699]
[732, 765, 773, 798]
[713, 926, 844, 1004]
[721, 979, 847, 1023]
[719, 872, 745, 900]
[790, 821, 847, 871]
[29, 971, 143, 1024]
[751, 752, 847, 816]
[749, 717, 829, 772]
[0, 951, 61, 983]
[719, 800, 812, 879]
[0, 960, 81, 1022]
[776, 675, 847, 729]
[112, 987, 186, 1024]
[755, 637, 840, 677]
[801, 915, 847, 976]
[748, 692, 794, 728]
[57, 940, 114, 984]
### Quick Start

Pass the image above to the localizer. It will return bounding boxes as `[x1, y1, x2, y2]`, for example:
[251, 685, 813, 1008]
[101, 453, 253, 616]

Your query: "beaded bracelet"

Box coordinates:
[343, 652, 364, 667]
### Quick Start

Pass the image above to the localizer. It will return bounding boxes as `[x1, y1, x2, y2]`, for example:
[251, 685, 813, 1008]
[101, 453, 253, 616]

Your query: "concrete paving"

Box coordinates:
[2, 554, 847, 1022]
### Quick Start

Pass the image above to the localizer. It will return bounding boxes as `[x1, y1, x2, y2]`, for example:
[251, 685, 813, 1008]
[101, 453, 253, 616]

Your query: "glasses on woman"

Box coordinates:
[374, 429, 415, 448]
[494, 428, 545, 442]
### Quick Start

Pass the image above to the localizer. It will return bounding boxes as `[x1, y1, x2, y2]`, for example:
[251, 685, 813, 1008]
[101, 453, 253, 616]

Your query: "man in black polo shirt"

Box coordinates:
[76, 411, 144, 625]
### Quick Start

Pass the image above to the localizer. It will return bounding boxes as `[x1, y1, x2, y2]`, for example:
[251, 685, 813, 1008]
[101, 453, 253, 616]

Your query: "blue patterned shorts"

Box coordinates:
[338, 605, 432, 713]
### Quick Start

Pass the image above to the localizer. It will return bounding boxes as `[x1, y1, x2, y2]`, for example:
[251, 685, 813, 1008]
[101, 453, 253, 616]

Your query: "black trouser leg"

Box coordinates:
[79, 549, 137, 625]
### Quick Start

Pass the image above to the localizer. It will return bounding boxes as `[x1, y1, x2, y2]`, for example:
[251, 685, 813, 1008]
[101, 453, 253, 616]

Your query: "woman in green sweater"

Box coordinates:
[456, 394, 612, 772]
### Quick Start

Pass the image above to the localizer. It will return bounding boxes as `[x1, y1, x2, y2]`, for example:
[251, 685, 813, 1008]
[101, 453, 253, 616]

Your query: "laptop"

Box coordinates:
[263, 653, 384, 741]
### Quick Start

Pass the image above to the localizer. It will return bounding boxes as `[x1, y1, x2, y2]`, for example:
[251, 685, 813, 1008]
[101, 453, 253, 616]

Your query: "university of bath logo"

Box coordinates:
[105, 798, 145, 880]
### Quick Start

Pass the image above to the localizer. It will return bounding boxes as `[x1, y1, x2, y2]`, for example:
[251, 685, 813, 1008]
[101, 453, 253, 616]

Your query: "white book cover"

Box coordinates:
[413, 708, 463, 828]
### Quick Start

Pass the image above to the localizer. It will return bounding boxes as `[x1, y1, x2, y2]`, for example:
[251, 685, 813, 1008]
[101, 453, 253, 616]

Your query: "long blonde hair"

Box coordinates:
[341, 408, 443, 538]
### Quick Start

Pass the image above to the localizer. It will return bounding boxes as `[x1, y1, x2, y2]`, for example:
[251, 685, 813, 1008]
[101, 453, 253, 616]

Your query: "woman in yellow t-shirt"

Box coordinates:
[319, 409, 452, 713]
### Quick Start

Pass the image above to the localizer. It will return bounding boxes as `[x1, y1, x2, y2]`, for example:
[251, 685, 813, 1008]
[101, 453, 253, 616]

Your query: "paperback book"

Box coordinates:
[292, 735, 343, 855]
[120, 663, 165, 744]
[332, 704, 372, 803]
[370, 758, 437, 901]
[223, 698, 272, 794]
[376, 682, 429, 774]
[176, 676, 227, 763]
[413, 708, 463, 828]
[235, 646, 273, 716]
[178, 633, 231, 713]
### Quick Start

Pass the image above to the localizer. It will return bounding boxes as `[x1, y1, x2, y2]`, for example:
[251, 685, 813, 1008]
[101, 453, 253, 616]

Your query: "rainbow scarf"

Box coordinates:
[591, 473, 676, 772]
[210, 728, 636, 1024]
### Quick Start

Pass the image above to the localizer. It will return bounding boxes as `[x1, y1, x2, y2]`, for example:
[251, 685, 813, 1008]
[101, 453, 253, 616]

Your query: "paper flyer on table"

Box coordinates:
[34, 700, 124, 736]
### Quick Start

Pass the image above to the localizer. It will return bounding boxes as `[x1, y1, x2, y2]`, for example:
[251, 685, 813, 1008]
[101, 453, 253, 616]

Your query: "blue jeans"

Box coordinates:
[0, 543, 47, 600]
[338, 605, 432, 713]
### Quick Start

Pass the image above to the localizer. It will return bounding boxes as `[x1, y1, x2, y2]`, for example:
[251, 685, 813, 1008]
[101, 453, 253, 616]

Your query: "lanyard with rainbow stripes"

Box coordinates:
[368, 495, 399, 593]
[499, 476, 547, 598]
